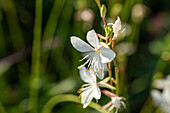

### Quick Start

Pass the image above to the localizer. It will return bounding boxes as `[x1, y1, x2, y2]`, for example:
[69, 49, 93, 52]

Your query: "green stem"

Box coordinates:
[113, 60, 119, 95]
[41, 0, 66, 70]
[41, 94, 108, 113]
[107, 62, 113, 87]
[0, 0, 24, 49]
[0, 102, 8, 113]
[95, 0, 101, 9]
[29, 0, 43, 112]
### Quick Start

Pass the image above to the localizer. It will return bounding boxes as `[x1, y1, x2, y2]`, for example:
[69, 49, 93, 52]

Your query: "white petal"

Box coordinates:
[152, 79, 166, 89]
[81, 86, 94, 108]
[107, 23, 114, 26]
[88, 69, 96, 83]
[100, 42, 109, 48]
[70, 36, 94, 52]
[162, 87, 170, 102]
[96, 69, 104, 80]
[113, 17, 121, 34]
[83, 96, 93, 108]
[79, 67, 96, 84]
[99, 48, 116, 63]
[86, 30, 99, 49]
[112, 97, 120, 108]
[92, 86, 101, 100]
[92, 53, 105, 79]
[151, 90, 164, 105]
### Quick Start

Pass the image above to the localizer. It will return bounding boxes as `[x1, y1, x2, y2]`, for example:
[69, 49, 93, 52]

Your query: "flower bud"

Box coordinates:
[100, 4, 107, 19]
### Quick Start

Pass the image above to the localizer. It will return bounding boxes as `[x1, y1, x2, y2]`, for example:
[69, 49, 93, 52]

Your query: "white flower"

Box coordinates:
[70, 29, 116, 79]
[79, 67, 101, 108]
[101, 90, 126, 113]
[108, 17, 122, 39]
[151, 75, 170, 113]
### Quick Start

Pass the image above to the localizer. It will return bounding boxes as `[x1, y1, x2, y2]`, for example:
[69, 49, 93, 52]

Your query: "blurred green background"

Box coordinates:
[0, 0, 170, 113]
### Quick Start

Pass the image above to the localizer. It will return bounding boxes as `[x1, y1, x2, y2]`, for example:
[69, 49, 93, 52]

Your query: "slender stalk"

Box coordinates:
[112, 40, 114, 50]
[41, 94, 108, 113]
[107, 62, 113, 86]
[0, 102, 8, 113]
[113, 60, 119, 95]
[29, 0, 43, 112]
[95, 0, 101, 9]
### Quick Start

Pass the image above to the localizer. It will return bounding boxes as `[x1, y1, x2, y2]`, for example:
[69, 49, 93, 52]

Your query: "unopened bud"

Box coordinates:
[100, 4, 107, 19]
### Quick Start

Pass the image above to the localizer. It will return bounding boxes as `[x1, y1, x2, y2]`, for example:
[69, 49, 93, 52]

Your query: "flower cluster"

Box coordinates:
[70, 16, 125, 113]
[151, 75, 170, 113]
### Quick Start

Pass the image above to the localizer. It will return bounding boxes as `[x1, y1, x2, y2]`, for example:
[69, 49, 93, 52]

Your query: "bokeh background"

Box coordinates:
[0, 0, 170, 113]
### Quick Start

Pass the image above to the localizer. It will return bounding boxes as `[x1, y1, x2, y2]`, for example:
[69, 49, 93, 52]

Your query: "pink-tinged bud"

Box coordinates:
[102, 90, 117, 97]
[100, 4, 107, 19]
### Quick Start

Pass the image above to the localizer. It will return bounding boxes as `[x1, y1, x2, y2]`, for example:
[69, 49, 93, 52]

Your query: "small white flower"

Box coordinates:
[79, 67, 101, 108]
[101, 90, 126, 113]
[151, 75, 170, 113]
[70, 29, 116, 79]
[108, 17, 122, 40]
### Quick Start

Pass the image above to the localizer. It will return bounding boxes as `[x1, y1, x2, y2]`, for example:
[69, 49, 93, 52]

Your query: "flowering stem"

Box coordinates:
[102, 18, 107, 25]
[107, 62, 113, 86]
[29, 0, 42, 112]
[113, 60, 119, 95]
[41, 94, 108, 113]
[95, 0, 101, 9]
[112, 39, 114, 50]
[96, 33, 106, 40]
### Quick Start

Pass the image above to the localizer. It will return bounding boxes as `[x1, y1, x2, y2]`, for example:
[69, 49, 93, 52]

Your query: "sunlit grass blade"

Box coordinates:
[41, 0, 66, 70]
[29, 0, 43, 112]
[0, 0, 24, 49]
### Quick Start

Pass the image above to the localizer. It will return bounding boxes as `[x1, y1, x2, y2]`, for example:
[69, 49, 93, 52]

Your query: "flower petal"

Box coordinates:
[99, 48, 116, 63]
[88, 68, 96, 83]
[70, 36, 94, 52]
[107, 23, 114, 26]
[83, 96, 93, 108]
[92, 53, 105, 79]
[151, 90, 164, 105]
[86, 30, 99, 49]
[79, 67, 96, 84]
[112, 97, 120, 108]
[96, 69, 104, 80]
[81, 86, 94, 108]
[113, 17, 121, 34]
[92, 86, 101, 100]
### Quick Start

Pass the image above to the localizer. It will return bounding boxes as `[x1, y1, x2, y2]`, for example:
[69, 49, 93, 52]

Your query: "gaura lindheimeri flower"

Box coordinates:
[78, 67, 101, 108]
[101, 90, 126, 113]
[70, 29, 116, 79]
[151, 75, 170, 112]
[108, 17, 122, 40]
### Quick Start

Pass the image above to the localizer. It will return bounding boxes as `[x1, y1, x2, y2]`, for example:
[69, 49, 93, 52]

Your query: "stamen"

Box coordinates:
[96, 99, 98, 104]
[79, 58, 85, 62]
[77, 89, 82, 93]
[100, 69, 102, 75]
[79, 94, 81, 98]
[96, 67, 99, 73]
[94, 48, 99, 52]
